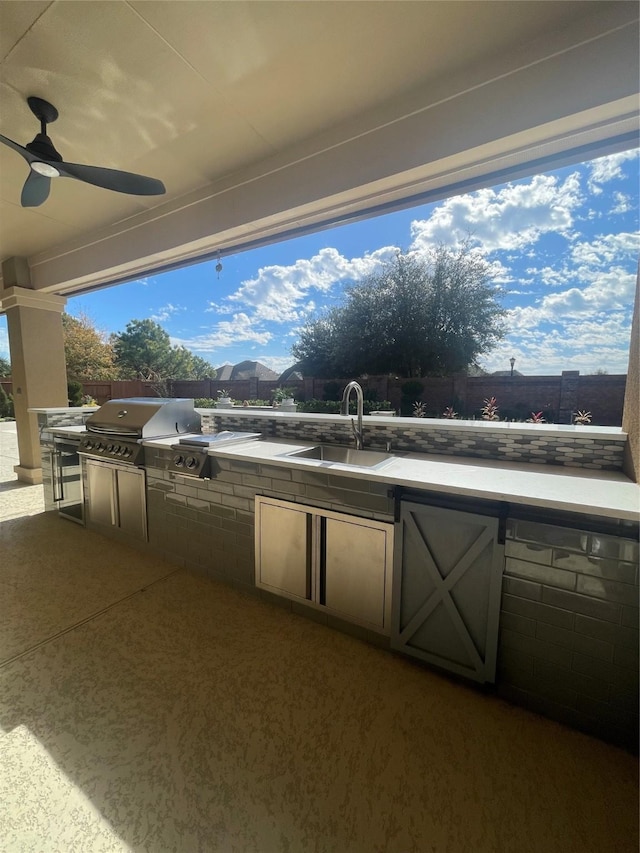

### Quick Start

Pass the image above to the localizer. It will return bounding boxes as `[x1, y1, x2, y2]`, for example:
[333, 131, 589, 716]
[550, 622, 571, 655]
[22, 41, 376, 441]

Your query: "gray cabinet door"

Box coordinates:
[392, 501, 504, 683]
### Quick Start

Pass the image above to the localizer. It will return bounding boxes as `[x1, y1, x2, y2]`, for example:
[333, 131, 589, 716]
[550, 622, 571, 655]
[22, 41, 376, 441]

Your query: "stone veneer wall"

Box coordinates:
[36, 410, 96, 430]
[497, 515, 639, 749]
[145, 447, 395, 647]
[199, 412, 626, 471]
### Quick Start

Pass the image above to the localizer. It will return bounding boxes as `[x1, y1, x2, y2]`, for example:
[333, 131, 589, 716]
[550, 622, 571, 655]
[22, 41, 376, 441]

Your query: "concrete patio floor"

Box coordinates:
[0, 421, 637, 852]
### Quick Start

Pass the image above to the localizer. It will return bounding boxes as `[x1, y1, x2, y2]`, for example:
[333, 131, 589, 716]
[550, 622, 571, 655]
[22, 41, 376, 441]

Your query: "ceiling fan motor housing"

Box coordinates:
[26, 133, 63, 162]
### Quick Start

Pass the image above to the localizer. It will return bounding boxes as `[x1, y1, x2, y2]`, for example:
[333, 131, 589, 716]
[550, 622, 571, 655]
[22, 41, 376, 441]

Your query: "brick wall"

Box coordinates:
[497, 516, 639, 749]
[4, 371, 624, 424]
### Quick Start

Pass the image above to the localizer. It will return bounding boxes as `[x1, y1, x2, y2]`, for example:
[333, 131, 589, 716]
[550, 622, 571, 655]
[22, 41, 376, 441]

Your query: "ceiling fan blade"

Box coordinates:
[58, 161, 166, 196]
[21, 171, 51, 207]
[0, 133, 38, 164]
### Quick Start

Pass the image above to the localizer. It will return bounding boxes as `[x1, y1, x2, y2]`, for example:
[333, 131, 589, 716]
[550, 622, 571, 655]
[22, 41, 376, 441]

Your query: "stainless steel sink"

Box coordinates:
[281, 444, 397, 469]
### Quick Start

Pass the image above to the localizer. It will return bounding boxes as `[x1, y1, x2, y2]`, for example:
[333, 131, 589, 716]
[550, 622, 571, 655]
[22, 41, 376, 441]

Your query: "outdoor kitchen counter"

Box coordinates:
[143, 435, 639, 522]
[42, 425, 86, 436]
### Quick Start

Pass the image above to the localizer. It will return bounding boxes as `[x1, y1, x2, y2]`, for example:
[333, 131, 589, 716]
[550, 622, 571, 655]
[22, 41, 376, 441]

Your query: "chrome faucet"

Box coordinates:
[341, 380, 364, 450]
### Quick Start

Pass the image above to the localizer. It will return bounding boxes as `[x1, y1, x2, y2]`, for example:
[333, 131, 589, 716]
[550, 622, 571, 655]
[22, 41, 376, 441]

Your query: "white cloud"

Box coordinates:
[171, 312, 272, 352]
[0, 317, 8, 358]
[409, 173, 583, 253]
[522, 232, 639, 290]
[480, 312, 632, 376]
[508, 267, 635, 331]
[149, 303, 185, 323]
[570, 232, 640, 268]
[481, 250, 636, 375]
[534, 266, 574, 288]
[224, 245, 397, 324]
[588, 150, 639, 193]
[611, 192, 632, 215]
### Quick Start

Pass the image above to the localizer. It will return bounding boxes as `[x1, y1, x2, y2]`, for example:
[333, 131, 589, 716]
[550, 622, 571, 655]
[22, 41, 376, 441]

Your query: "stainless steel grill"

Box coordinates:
[79, 398, 201, 464]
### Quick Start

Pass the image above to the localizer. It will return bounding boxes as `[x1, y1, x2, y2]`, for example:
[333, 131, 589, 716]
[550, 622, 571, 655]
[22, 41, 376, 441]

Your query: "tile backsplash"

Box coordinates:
[200, 412, 625, 471]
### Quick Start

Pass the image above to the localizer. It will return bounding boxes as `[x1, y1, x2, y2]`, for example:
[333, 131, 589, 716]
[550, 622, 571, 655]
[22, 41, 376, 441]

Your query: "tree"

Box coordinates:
[112, 319, 216, 393]
[62, 312, 118, 381]
[291, 245, 507, 377]
[0, 356, 10, 377]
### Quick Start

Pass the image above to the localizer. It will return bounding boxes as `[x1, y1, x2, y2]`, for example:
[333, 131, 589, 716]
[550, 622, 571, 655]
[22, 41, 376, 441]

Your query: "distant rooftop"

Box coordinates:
[216, 360, 279, 381]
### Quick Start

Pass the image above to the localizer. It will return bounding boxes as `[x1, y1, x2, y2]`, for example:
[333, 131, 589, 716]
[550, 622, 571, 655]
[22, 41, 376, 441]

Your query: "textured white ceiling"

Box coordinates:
[1, 0, 618, 265]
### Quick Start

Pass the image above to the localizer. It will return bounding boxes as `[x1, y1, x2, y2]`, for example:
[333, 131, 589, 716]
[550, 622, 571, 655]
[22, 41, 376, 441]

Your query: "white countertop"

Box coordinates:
[43, 425, 86, 435]
[47, 429, 638, 522]
[30, 407, 98, 414]
[192, 437, 639, 522]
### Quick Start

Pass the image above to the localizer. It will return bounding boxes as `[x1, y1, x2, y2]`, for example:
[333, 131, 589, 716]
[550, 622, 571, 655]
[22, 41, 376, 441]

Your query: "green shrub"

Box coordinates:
[297, 399, 393, 415]
[194, 398, 217, 408]
[67, 381, 83, 406]
[0, 384, 12, 418]
[298, 399, 341, 414]
[364, 400, 394, 413]
[322, 381, 341, 401]
[399, 380, 424, 416]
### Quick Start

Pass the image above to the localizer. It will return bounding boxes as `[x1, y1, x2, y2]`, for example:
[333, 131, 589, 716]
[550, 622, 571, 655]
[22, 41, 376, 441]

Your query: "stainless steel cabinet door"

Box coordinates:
[255, 496, 393, 632]
[86, 460, 115, 527]
[256, 497, 310, 600]
[116, 467, 147, 540]
[324, 516, 392, 630]
[392, 501, 504, 683]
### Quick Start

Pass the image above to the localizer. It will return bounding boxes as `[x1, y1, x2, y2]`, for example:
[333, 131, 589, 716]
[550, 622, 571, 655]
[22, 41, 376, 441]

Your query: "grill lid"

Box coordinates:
[85, 398, 200, 438]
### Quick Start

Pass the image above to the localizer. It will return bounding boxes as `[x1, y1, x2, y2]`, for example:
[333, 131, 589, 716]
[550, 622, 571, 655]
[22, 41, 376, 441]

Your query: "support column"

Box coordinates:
[1, 266, 67, 483]
[622, 267, 639, 483]
[558, 370, 580, 425]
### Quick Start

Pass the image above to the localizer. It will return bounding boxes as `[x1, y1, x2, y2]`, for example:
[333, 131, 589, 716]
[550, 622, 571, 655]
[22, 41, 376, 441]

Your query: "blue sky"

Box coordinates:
[1, 150, 638, 376]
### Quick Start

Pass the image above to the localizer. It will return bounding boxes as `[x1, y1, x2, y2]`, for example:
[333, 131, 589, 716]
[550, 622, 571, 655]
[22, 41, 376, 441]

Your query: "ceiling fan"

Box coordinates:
[0, 96, 166, 207]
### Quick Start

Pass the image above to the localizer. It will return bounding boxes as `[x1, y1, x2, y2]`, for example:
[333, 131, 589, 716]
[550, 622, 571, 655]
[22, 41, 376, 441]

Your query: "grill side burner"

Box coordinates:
[168, 431, 262, 478]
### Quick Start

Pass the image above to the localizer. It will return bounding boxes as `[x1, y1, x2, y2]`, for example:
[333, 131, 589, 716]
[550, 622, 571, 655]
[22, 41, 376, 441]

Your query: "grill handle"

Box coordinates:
[86, 425, 141, 437]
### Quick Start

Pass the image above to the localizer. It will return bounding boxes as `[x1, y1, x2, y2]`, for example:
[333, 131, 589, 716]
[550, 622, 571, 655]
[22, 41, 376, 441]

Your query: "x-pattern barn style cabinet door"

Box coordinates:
[392, 501, 504, 683]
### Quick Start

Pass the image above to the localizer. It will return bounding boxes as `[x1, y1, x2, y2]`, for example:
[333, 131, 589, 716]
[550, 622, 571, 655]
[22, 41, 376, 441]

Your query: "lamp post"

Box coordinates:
[509, 357, 516, 377]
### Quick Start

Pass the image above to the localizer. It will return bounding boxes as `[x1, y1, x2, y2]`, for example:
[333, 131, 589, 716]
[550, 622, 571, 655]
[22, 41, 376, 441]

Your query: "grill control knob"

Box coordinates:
[84, 440, 93, 449]
[96, 442, 104, 451]
[186, 456, 198, 469]
[173, 454, 184, 467]
[107, 443, 115, 453]
[122, 447, 132, 458]
[116, 445, 125, 455]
